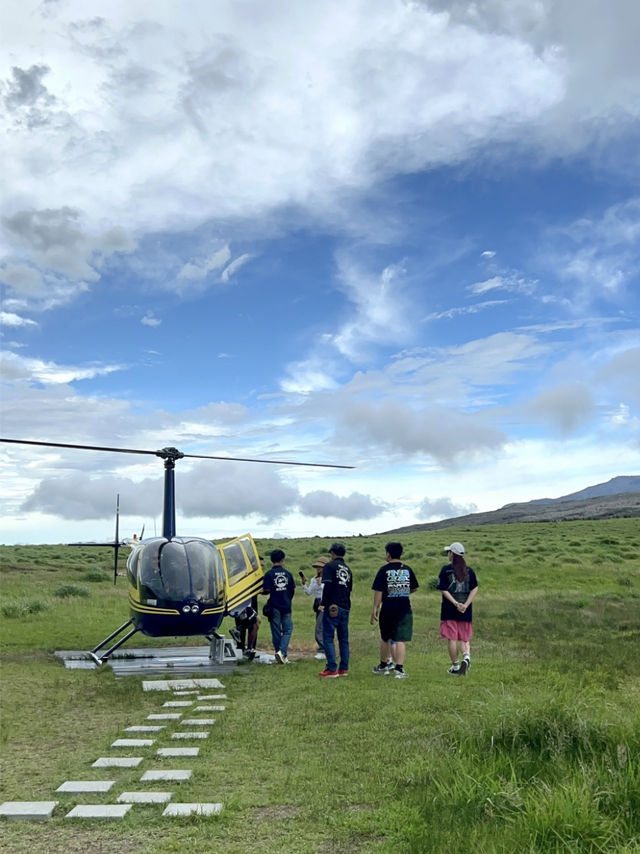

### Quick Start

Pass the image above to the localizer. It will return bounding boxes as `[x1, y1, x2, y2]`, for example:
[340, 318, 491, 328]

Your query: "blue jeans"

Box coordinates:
[322, 607, 350, 672]
[270, 609, 293, 657]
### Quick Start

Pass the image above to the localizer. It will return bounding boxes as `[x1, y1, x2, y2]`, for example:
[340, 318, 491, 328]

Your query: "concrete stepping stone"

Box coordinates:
[157, 747, 199, 757]
[142, 679, 224, 691]
[117, 791, 172, 804]
[180, 719, 214, 726]
[163, 701, 193, 707]
[163, 802, 223, 817]
[92, 757, 143, 768]
[141, 769, 192, 782]
[148, 713, 182, 720]
[0, 801, 58, 821]
[56, 781, 115, 793]
[111, 738, 154, 748]
[197, 694, 226, 700]
[125, 725, 165, 732]
[171, 732, 208, 739]
[172, 690, 199, 695]
[65, 804, 131, 819]
[194, 705, 225, 712]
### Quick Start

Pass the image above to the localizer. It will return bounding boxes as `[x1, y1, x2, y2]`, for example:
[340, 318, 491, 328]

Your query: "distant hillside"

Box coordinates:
[526, 476, 640, 505]
[384, 480, 640, 534]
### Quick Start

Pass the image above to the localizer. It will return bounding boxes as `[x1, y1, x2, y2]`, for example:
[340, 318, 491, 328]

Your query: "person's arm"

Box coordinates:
[457, 585, 478, 614]
[370, 590, 383, 624]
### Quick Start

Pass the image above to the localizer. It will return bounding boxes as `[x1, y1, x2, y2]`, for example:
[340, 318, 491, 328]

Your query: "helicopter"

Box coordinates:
[1, 437, 353, 663]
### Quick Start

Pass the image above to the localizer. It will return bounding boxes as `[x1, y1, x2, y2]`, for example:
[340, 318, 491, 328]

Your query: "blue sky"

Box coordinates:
[1, 0, 639, 544]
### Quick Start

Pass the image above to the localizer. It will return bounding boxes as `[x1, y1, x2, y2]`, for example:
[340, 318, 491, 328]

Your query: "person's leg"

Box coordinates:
[380, 639, 391, 663]
[279, 612, 293, 658]
[322, 612, 337, 671]
[337, 608, 349, 672]
[247, 619, 259, 650]
[448, 639, 458, 664]
[270, 609, 282, 654]
[393, 641, 406, 666]
[314, 610, 324, 651]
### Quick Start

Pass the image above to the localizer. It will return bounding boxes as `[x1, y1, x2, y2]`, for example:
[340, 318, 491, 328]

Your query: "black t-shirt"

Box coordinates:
[372, 562, 418, 617]
[321, 558, 352, 610]
[263, 567, 295, 613]
[437, 564, 478, 622]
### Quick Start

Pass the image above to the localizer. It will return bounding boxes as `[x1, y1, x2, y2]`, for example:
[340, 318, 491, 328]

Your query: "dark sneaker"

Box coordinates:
[337, 669, 348, 676]
[459, 658, 469, 675]
[372, 664, 390, 675]
[318, 669, 339, 678]
[448, 664, 461, 674]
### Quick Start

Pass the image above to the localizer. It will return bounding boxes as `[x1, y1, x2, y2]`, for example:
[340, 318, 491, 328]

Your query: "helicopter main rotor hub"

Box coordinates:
[155, 447, 185, 462]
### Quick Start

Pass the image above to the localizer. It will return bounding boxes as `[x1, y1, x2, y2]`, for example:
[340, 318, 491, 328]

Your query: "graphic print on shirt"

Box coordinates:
[336, 565, 351, 586]
[386, 567, 411, 597]
[447, 573, 469, 603]
[274, 571, 289, 591]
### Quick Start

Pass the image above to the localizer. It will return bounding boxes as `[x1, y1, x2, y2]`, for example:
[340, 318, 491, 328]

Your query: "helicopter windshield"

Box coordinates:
[135, 537, 224, 604]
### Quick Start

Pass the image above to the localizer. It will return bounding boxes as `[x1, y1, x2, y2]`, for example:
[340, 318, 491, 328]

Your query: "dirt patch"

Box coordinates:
[251, 804, 302, 821]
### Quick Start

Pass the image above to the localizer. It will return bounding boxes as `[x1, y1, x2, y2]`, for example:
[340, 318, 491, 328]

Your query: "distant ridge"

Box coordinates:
[383, 476, 640, 534]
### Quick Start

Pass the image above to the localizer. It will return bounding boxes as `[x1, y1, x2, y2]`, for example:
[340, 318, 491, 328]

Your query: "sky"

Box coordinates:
[1, 0, 639, 545]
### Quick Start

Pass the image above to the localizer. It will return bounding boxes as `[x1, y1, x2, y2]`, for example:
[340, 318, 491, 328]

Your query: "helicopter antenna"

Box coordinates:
[114, 494, 120, 585]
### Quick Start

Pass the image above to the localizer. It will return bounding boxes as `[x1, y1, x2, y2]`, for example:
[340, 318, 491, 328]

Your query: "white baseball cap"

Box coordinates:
[444, 542, 465, 556]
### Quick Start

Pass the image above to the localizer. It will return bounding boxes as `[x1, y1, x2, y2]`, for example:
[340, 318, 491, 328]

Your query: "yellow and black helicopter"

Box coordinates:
[1, 437, 352, 663]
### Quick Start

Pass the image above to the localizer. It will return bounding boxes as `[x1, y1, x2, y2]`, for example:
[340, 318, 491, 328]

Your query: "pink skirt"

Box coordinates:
[440, 620, 473, 642]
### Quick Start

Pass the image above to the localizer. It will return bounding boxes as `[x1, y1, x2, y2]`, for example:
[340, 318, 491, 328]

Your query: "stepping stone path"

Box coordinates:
[56, 781, 115, 793]
[1, 675, 226, 821]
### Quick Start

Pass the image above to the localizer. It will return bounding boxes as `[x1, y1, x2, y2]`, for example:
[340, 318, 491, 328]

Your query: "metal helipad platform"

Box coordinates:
[54, 645, 273, 676]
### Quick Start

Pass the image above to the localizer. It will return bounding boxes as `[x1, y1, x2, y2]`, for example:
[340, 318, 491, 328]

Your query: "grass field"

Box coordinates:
[1, 519, 639, 853]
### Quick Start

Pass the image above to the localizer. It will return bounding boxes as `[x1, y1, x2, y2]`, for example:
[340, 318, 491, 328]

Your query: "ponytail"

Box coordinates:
[452, 552, 468, 583]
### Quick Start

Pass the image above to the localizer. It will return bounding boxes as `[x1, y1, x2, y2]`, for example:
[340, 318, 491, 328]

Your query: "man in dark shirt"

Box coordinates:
[370, 541, 419, 679]
[318, 542, 353, 678]
[261, 549, 295, 664]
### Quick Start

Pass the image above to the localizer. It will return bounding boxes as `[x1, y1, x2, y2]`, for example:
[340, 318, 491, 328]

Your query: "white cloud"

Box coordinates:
[525, 381, 595, 435]
[298, 490, 387, 520]
[0, 352, 124, 384]
[141, 314, 161, 327]
[417, 496, 479, 520]
[0, 311, 37, 328]
[220, 253, 253, 283]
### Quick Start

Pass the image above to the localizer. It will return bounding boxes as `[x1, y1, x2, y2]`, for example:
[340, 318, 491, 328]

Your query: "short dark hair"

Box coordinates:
[385, 541, 403, 559]
[270, 548, 285, 563]
[329, 542, 346, 557]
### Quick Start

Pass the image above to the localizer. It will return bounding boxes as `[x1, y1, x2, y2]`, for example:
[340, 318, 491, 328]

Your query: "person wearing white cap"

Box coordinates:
[437, 542, 478, 675]
[299, 556, 329, 659]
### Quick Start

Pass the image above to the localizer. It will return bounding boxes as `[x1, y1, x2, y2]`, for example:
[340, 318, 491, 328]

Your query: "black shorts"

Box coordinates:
[379, 609, 413, 643]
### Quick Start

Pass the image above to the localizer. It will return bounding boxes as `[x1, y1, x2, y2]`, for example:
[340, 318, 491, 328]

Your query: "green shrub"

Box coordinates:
[53, 584, 91, 599]
[1, 599, 50, 618]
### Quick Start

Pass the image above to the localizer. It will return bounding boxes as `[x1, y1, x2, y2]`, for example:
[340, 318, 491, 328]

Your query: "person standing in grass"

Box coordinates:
[370, 541, 419, 679]
[300, 556, 329, 659]
[318, 543, 353, 678]
[261, 549, 295, 665]
[437, 542, 478, 675]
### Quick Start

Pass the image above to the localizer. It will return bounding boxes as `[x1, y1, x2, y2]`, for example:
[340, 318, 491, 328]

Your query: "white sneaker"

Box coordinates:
[274, 651, 285, 664]
[394, 669, 408, 679]
[314, 652, 326, 660]
[448, 663, 461, 674]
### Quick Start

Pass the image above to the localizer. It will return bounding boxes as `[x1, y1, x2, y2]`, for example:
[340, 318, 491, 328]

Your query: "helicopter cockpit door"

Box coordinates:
[218, 534, 263, 615]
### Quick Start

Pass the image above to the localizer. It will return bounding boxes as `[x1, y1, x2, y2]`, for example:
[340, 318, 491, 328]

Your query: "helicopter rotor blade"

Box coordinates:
[0, 437, 354, 469]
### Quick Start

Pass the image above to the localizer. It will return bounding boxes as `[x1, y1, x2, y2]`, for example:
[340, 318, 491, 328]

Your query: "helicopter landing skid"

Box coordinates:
[89, 620, 140, 664]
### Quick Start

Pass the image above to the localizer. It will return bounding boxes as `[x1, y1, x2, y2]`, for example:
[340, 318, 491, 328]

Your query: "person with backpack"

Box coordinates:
[370, 541, 419, 679]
